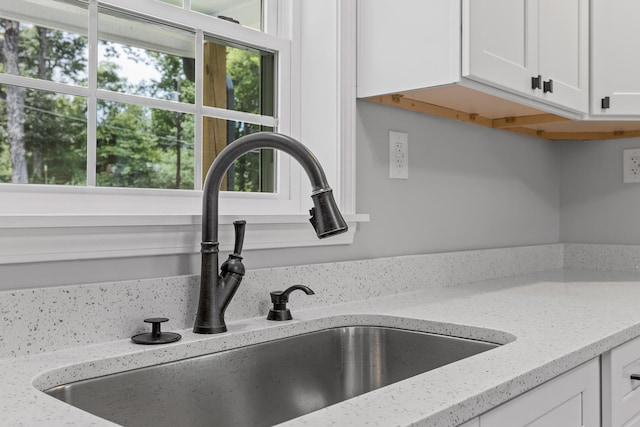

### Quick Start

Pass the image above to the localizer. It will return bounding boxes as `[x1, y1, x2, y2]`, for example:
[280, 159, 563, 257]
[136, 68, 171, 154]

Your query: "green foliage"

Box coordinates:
[227, 48, 260, 115]
[0, 19, 269, 192]
[0, 21, 88, 184]
[226, 48, 272, 192]
[96, 48, 195, 189]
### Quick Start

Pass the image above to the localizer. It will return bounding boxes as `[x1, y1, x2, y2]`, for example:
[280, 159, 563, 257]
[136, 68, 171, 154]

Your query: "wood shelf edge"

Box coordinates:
[364, 94, 640, 141]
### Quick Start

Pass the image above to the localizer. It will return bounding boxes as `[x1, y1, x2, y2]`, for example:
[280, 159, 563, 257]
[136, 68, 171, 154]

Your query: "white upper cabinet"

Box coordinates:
[591, 0, 640, 116]
[357, 1, 640, 139]
[356, 0, 460, 98]
[463, 0, 589, 114]
[463, 1, 537, 97]
[357, 0, 589, 117]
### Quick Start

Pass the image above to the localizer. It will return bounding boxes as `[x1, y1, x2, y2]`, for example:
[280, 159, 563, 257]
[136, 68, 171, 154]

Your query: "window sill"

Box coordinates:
[0, 213, 369, 264]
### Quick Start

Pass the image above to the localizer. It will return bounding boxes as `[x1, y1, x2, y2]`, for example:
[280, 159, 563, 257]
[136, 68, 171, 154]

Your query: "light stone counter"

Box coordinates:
[4, 267, 640, 426]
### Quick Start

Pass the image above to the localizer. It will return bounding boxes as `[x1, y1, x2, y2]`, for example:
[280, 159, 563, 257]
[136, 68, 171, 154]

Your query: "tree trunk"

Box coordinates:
[2, 20, 28, 183]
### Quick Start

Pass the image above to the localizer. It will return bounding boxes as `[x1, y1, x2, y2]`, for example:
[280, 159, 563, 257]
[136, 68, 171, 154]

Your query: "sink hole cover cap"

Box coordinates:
[131, 317, 182, 345]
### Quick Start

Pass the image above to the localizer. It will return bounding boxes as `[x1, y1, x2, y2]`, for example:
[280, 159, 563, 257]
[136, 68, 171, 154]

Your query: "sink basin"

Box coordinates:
[45, 326, 499, 426]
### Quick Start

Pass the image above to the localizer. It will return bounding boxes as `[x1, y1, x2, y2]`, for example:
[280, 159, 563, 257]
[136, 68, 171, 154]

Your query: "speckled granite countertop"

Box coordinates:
[5, 268, 640, 427]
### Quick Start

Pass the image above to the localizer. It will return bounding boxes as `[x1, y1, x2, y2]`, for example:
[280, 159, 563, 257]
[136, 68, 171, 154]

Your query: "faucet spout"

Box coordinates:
[194, 132, 348, 334]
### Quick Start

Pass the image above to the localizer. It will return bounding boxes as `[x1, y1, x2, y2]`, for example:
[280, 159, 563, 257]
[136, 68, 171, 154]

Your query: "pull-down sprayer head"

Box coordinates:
[309, 189, 348, 238]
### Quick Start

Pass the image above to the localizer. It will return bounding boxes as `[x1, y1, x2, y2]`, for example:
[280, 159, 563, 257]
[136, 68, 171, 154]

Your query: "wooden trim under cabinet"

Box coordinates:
[366, 86, 640, 141]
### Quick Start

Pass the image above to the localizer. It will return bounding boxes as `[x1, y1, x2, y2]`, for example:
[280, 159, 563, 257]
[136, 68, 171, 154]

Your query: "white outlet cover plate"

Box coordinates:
[624, 148, 640, 183]
[389, 130, 408, 179]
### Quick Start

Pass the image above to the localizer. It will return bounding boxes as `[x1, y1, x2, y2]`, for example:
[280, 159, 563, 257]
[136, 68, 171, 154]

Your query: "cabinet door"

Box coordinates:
[480, 358, 599, 427]
[538, 0, 589, 113]
[591, 0, 640, 116]
[463, 0, 538, 96]
[357, 0, 461, 98]
[602, 335, 640, 427]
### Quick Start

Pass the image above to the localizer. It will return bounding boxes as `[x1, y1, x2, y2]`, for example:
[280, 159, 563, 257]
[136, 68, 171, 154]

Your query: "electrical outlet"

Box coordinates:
[389, 130, 408, 179]
[624, 148, 640, 183]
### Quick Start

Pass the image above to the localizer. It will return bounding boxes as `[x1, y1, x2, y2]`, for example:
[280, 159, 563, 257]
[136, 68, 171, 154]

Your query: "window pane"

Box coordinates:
[0, 85, 87, 185]
[203, 118, 274, 193]
[98, 10, 195, 103]
[97, 100, 194, 189]
[0, 1, 88, 86]
[203, 38, 275, 116]
[192, 0, 262, 30]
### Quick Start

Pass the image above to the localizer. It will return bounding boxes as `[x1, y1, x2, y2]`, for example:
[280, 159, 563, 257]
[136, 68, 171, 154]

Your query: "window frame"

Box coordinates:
[0, 0, 365, 265]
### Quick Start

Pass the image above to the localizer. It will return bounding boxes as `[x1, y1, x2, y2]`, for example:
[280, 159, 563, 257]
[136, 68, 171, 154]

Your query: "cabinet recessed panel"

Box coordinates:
[602, 335, 640, 426]
[538, 0, 588, 113]
[591, 0, 640, 115]
[539, 0, 580, 88]
[463, 0, 537, 94]
[474, 0, 527, 68]
[480, 359, 599, 427]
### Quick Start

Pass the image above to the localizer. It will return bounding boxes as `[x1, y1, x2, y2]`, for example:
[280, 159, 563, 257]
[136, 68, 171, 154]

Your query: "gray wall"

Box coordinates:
[1, 101, 561, 290]
[559, 137, 640, 244]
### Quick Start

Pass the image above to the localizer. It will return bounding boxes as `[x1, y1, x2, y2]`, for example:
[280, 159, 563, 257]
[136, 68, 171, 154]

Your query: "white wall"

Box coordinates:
[349, 101, 560, 259]
[0, 101, 561, 290]
[559, 137, 640, 243]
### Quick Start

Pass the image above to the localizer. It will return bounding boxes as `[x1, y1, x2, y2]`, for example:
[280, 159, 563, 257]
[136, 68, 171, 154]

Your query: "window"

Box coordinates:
[0, 0, 279, 195]
[0, 0, 362, 264]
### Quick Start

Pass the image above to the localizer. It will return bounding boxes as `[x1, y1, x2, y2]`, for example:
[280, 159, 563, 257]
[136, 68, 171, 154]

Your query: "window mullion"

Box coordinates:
[95, 90, 198, 115]
[98, 0, 288, 53]
[262, 0, 279, 36]
[194, 29, 204, 190]
[87, 0, 99, 187]
[0, 75, 89, 98]
[200, 106, 277, 128]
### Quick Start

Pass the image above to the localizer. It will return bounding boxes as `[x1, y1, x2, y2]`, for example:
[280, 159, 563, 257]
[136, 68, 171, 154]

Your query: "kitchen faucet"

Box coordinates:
[193, 132, 348, 334]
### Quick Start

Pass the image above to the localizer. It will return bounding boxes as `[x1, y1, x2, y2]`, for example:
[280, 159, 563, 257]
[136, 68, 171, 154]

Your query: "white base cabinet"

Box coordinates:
[602, 335, 640, 427]
[458, 358, 599, 427]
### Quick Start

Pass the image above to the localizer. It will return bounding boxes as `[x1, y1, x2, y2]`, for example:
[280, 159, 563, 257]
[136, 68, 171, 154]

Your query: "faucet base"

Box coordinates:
[193, 323, 227, 334]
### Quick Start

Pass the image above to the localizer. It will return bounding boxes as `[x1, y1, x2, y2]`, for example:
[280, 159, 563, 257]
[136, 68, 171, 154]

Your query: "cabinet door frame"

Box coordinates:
[463, 0, 588, 114]
[590, 0, 640, 116]
[537, 0, 589, 113]
[602, 335, 640, 427]
[462, 0, 538, 97]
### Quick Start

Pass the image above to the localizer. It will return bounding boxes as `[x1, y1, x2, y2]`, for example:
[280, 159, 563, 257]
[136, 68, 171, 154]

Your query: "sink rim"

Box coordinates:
[34, 314, 516, 394]
[42, 324, 505, 427]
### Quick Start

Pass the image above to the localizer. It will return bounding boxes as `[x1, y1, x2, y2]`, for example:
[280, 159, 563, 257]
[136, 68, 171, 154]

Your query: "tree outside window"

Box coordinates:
[0, 5, 274, 192]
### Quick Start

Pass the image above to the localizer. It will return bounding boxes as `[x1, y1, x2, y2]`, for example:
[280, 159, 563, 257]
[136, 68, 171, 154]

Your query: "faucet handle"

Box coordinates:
[267, 285, 315, 321]
[232, 220, 246, 255]
[220, 220, 246, 278]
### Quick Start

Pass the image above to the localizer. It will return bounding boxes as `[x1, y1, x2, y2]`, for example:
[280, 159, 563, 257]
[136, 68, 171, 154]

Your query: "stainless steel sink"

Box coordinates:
[45, 326, 499, 427]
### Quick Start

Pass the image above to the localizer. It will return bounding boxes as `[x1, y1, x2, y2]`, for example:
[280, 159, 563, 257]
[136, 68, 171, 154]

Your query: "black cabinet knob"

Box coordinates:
[601, 96, 611, 109]
[531, 75, 542, 90]
[543, 79, 553, 93]
[132, 317, 181, 345]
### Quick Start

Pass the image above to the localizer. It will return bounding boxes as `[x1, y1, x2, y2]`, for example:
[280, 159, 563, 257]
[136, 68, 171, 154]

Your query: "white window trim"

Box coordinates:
[0, 213, 368, 264]
[0, 0, 367, 265]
